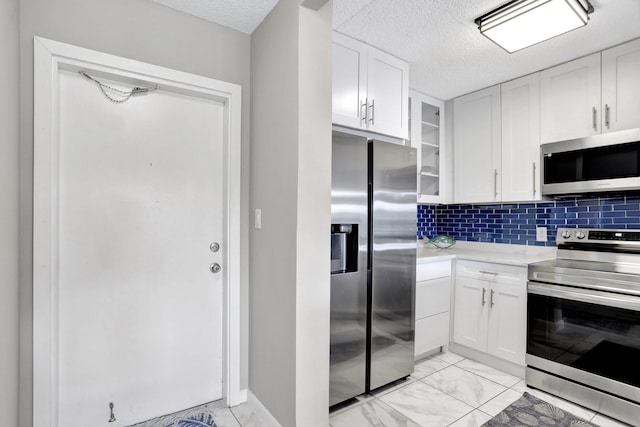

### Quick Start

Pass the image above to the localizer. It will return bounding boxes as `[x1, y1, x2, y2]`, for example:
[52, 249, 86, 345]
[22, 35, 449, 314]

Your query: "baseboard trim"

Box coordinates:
[244, 390, 281, 427]
[415, 346, 443, 362]
[449, 343, 525, 379]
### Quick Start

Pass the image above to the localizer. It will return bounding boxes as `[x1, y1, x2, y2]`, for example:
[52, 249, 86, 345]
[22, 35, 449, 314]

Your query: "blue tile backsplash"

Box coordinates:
[418, 195, 640, 247]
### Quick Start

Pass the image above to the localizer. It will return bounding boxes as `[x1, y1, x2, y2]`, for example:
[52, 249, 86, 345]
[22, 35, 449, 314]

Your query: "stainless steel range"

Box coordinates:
[527, 228, 640, 425]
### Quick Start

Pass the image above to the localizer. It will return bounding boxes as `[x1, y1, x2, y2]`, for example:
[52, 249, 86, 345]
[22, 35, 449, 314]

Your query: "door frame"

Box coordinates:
[32, 37, 243, 426]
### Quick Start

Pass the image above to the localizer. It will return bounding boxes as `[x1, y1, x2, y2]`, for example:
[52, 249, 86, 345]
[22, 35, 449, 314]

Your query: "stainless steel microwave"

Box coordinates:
[541, 128, 640, 196]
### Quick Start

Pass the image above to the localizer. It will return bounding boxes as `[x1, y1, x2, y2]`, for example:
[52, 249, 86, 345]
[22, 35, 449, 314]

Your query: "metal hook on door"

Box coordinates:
[108, 402, 116, 423]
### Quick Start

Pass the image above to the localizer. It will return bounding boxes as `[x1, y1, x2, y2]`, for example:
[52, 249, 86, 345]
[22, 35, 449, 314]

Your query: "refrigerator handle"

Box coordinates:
[367, 181, 373, 271]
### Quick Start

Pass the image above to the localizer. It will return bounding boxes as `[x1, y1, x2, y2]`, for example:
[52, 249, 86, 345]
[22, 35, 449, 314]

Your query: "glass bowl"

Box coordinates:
[429, 235, 456, 249]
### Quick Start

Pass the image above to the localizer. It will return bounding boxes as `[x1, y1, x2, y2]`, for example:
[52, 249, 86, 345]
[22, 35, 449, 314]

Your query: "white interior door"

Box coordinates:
[56, 69, 224, 426]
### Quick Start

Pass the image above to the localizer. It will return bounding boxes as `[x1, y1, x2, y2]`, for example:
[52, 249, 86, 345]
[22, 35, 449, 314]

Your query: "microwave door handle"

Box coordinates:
[528, 282, 640, 312]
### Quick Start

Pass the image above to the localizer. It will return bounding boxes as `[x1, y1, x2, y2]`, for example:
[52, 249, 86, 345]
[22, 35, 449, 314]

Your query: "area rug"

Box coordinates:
[128, 401, 219, 427]
[482, 392, 596, 426]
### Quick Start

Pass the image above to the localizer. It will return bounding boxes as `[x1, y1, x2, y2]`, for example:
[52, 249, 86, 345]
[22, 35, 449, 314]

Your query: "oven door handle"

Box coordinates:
[528, 281, 640, 312]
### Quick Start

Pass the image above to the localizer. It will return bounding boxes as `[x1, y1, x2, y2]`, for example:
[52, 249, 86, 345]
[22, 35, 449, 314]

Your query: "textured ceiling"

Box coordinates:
[334, 0, 640, 100]
[151, 0, 279, 34]
[151, 0, 640, 101]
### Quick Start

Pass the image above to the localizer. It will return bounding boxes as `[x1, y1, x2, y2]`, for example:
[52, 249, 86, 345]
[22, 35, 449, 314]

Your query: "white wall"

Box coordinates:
[250, 0, 331, 425]
[0, 0, 20, 426]
[19, 1, 251, 424]
[296, 1, 332, 422]
[249, 1, 299, 424]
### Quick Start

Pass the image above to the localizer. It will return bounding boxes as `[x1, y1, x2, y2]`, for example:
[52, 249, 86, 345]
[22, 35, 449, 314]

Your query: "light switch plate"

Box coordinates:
[254, 208, 262, 229]
[536, 226, 547, 242]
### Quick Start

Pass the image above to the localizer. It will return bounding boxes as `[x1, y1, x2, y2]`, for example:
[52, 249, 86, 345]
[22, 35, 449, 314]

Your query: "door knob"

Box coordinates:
[209, 263, 221, 274]
[210, 242, 220, 252]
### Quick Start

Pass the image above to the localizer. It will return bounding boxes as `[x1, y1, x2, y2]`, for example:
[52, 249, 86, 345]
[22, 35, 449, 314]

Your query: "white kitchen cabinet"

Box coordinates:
[602, 38, 640, 133]
[453, 85, 501, 203]
[409, 91, 446, 204]
[501, 74, 541, 201]
[540, 53, 601, 144]
[453, 260, 527, 366]
[332, 33, 366, 130]
[453, 39, 640, 203]
[451, 275, 486, 351]
[415, 260, 451, 357]
[332, 32, 409, 139]
[487, 280, 528, 363]
[541, 38, 640, 143]
[454, 80, 540, 204]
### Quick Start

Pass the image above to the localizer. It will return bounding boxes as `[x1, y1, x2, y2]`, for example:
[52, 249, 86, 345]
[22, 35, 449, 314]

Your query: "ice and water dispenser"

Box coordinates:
[330, 224, 358, 274]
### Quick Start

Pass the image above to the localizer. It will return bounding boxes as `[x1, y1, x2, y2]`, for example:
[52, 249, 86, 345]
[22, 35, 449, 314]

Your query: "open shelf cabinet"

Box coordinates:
[409, 90, 446, 204]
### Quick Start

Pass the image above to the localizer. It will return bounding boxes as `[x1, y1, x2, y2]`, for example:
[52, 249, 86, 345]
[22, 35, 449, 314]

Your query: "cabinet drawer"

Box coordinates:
[416, 277, 450, 319]
[417, 260, 451, 282]
[415, 312, 450, 356]
[455, 260, 526, 285]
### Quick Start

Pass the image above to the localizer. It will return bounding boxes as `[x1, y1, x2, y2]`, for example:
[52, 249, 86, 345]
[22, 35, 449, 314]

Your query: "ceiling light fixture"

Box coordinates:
[475, 0, 594, 53]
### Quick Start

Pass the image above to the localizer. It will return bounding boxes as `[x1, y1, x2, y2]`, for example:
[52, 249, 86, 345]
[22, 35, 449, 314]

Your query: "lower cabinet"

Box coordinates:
[415, 260, 452, 357]
[453, 260, 527, 365]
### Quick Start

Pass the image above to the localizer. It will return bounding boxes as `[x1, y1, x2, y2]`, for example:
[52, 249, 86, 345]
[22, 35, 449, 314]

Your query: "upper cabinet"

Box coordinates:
[454, 76, 541, 204]
[332, 33, 367, 130]
[540, 53, 601, 143]
[454, 38, 640, 203]
[541, 38, 640, 143]
[332, 32, 409, 139]
[453, 85, 501, 204]
[501, 74, 541, 201]
[602, 38, 640, 133]
[409, 91, 446, 204]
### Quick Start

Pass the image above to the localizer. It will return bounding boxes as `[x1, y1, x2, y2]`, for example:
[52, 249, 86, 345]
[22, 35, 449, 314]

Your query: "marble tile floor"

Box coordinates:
[168, 400, 265, 427]
[328, 352, 633, 427]
[182, 351, 633, 427]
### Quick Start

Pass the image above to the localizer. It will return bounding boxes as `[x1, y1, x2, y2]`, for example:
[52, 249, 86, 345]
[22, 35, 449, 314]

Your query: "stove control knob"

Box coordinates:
[561, 230, 572, 239]
[576, 231, 586, 240]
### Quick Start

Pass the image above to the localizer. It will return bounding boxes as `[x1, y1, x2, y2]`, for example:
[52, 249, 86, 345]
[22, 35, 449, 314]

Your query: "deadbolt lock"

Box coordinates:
[210, 263, 221, 274]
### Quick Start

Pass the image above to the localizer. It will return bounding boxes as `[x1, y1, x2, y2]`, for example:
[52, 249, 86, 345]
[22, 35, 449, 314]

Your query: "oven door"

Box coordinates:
[527, 281, 640, 403]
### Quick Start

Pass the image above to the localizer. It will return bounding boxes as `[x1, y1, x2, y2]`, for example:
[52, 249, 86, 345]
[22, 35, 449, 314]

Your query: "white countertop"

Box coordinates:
[417, 240, 556, 267]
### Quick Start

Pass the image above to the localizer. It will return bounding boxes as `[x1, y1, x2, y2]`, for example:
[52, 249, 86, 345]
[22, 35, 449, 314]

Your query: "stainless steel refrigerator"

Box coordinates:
[330, 130, 417, 407]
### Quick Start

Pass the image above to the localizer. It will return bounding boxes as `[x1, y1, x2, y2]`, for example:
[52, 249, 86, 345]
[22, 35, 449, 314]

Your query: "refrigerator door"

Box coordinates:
[329, 131, 369, 406]
[369, 140, 417, 391]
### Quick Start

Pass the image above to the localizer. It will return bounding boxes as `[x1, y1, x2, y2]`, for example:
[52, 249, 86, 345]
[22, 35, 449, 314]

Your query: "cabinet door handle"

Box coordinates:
[369, 99, 375, 125]
[490, 289, 495, 307]
[493, 169, 498, 200]
[605, 104, 610, 129]
[592, 107, 597, 131]
[532, 162, 536, 197]
[482, 288, 486, 306]
[361, 98, 368, 125]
